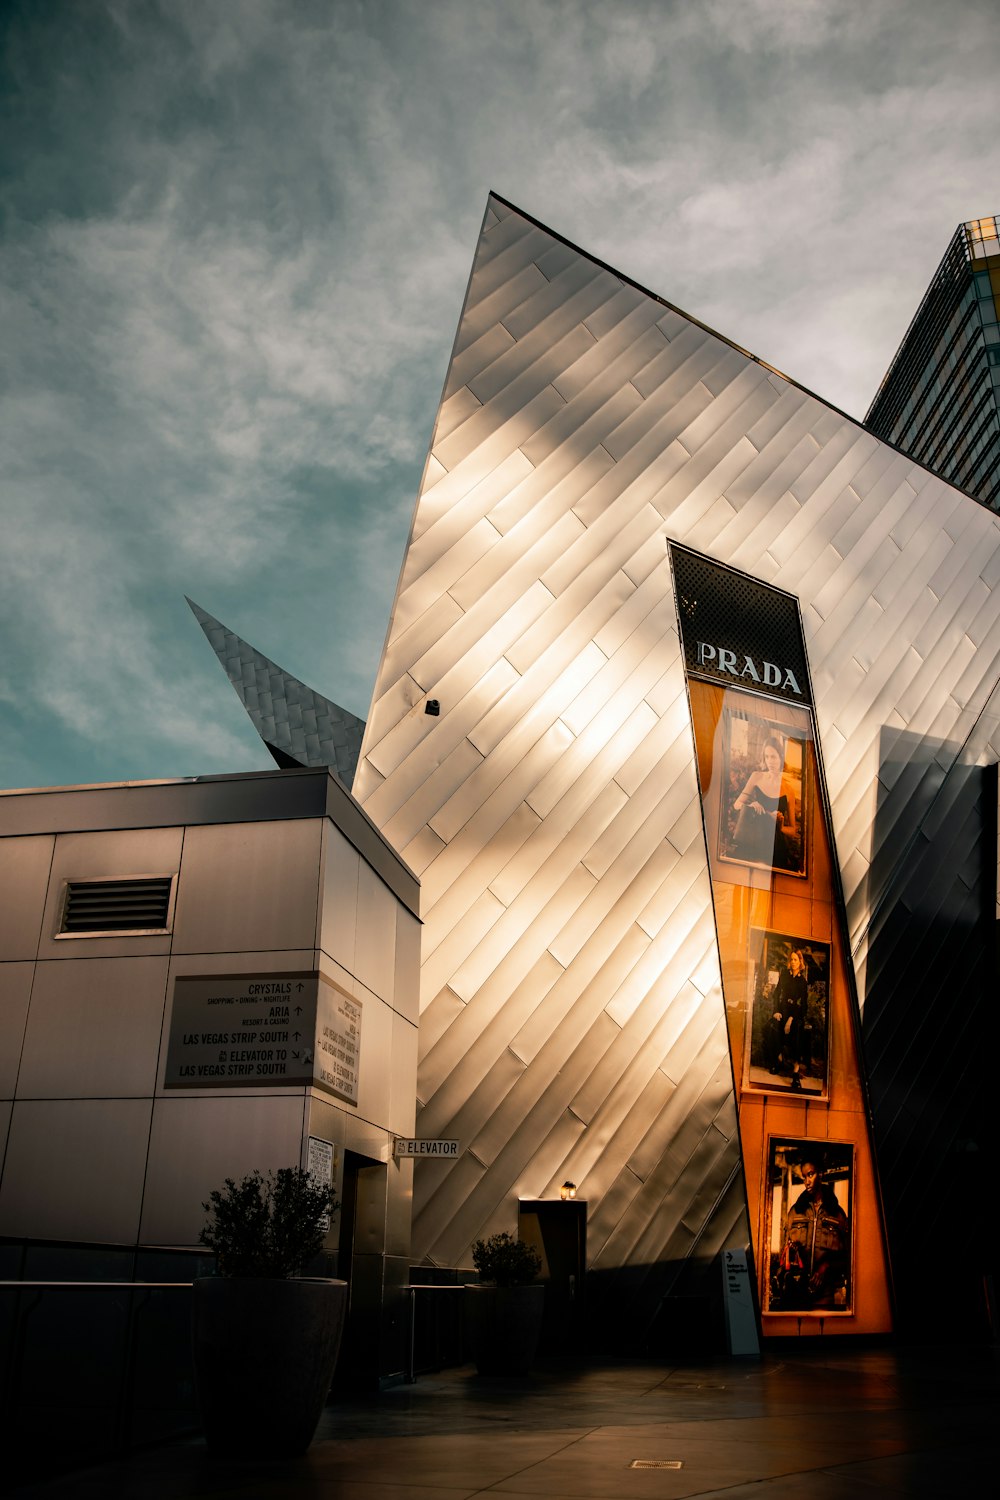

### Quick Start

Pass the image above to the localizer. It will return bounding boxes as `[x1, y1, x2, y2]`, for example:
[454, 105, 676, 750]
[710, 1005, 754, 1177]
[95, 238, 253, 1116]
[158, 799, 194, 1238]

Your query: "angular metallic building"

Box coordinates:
[188, 598, 366, 785]
[865, 214, 1000, 511]
[355, 195, 999, 1341]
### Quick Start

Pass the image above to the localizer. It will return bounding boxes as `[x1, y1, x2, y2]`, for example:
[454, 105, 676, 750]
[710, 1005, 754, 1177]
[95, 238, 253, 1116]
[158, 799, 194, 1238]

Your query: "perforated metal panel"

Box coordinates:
[671, 545, 810, 703]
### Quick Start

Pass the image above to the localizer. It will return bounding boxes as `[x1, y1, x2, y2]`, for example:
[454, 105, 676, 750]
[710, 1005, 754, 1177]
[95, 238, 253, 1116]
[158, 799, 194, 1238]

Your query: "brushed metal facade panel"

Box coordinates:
[0, 836, 53, 961]
[392, 517, 502, 636]
[354, 858, 399, 1004]
[16, 956, 169, 1099]
[172, 819, 322, 955]
[140, 1094, 306, 1244]
[393, 908, 422, 1030]
[1, 1098, 153, 1242]
[358, 194, 1000, 1331]
[320, 821, 360, 978]
[378, 734, 488, 851]
[0, 963, 32, 1098]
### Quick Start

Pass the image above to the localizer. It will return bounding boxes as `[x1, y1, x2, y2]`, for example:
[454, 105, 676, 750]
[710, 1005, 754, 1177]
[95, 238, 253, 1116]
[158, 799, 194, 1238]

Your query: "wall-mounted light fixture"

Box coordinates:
[560, 1181, 577, 1200]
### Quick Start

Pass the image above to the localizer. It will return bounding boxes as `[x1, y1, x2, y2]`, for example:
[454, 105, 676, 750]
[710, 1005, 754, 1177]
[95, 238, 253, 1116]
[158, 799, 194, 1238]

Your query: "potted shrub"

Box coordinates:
[193, 1166, 346, 1456]
[465, 1231, 543, 1376]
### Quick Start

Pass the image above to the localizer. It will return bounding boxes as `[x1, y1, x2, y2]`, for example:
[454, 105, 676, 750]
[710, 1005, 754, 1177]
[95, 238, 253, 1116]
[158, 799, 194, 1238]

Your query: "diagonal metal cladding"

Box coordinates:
[187, 598, 366, 788]
[355, 193, 1000, 1333]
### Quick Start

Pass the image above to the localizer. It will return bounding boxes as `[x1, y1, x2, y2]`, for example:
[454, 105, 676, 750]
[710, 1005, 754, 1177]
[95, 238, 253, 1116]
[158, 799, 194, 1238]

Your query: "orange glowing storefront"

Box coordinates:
[673, 545, 893, 1334]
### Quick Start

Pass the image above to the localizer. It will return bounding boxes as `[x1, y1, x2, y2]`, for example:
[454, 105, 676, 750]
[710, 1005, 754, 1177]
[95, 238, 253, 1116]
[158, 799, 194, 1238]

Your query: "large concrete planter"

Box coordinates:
[192, 1277, 347, 1456]
[465, 1284, 544, 1376]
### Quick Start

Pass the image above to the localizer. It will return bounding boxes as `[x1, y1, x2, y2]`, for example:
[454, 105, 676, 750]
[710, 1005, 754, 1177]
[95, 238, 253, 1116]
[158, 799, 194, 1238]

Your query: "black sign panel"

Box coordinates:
[669, 545, 811, 706]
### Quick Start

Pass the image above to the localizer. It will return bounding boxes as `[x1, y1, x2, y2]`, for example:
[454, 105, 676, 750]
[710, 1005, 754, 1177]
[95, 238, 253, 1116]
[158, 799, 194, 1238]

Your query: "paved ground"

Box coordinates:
[9, 1345, 998, 1499]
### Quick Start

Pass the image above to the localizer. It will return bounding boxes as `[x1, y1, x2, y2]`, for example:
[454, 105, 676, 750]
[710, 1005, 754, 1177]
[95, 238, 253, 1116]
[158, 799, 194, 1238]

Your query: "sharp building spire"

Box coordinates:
[187, 597, 366, 788]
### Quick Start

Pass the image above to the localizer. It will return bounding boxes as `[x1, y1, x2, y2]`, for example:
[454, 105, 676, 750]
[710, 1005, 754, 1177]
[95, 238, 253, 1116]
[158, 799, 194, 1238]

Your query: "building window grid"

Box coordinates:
[949, 418, 1000, 509]
[966, 216, 1000, 258]
[894, 340, 991, 471]
[867, 229, 972, 435]
[866, 220, 1000, 510]
[929, 389, 997, 477]
[958, 422, 1000, 488]
[914, 372, 996, 476]
[895, 325, 988, 457]
[877, 281, 979, 440]
[867, 238, 1000, 441]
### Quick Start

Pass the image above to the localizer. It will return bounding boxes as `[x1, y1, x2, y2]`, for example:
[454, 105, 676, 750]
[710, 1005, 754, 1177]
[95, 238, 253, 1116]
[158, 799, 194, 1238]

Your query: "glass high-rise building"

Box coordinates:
[865, 215, 1000, 510]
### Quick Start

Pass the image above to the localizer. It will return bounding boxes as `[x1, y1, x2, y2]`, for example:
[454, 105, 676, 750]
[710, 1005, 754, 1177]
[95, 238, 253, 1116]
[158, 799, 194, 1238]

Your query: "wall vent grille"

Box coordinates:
[60, 877, 175, 936]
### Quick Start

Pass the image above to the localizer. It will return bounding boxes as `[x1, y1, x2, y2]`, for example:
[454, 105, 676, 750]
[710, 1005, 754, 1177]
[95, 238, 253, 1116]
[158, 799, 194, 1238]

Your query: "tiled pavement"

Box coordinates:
[9, 1346, 998, 1499]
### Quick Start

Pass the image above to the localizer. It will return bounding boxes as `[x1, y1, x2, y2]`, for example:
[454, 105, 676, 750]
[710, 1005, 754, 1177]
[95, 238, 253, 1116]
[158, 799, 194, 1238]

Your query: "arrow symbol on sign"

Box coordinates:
[296, 983, 304, 992]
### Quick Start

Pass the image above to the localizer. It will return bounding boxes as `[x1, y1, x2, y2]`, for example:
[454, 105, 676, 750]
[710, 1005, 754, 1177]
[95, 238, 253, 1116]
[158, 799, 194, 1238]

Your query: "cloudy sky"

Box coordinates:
[2, 0, 998, 791]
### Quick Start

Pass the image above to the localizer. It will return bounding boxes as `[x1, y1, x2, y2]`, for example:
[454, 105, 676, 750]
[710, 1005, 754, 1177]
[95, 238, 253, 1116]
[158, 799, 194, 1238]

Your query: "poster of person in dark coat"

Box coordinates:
[744, 928, 830, 1099]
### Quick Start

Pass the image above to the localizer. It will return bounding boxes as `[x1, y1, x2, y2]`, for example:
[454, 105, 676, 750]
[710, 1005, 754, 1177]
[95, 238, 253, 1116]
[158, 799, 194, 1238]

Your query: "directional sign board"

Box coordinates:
[394, 1138, 460, 1158]
[164, 971, 361, 1105]
[721, 1248, 760, 1356]
[314, 984, 362, 1105]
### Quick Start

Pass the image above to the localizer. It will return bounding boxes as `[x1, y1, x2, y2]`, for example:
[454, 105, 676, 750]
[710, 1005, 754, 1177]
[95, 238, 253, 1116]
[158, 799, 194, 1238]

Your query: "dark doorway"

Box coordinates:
[333, 1148, 386, 1388]
[518, 1199, 587, 1355]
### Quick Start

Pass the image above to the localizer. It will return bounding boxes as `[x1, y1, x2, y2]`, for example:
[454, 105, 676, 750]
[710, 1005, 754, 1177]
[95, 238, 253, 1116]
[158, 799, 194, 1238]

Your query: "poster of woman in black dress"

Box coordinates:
[764, 1139, 853, 1315]
[744, 929, 831, 1099]
[719, 711, 807, 877]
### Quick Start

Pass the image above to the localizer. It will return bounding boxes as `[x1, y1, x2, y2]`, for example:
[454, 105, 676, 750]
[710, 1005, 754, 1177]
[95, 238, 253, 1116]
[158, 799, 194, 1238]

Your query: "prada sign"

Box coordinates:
[670, 544, 811, 706]
[696, 643, 803, 696]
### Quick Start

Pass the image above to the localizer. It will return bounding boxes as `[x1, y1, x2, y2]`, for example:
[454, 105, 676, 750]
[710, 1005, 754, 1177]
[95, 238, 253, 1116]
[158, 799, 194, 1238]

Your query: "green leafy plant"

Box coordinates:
[471, 1231, 541, 1287]
[200, 1167, 338, 1278]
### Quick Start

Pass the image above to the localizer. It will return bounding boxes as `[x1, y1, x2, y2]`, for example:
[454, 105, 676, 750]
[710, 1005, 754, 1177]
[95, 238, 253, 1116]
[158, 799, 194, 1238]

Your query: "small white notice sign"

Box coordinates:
[307, 1136, 335, 1234]
[307, 1136, 334, 1186]
[721, 1248, 760, 1356]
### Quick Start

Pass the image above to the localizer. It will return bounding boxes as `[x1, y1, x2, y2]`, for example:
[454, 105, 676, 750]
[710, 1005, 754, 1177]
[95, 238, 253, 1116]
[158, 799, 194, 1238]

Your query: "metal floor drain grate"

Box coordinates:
[629, 1459, 684, 1470]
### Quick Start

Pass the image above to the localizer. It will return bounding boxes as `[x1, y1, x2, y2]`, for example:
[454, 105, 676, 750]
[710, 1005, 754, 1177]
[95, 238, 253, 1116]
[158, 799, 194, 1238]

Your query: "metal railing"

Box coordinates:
[1, 1281, 198, 1475]
[402, 1284, 468, 1382]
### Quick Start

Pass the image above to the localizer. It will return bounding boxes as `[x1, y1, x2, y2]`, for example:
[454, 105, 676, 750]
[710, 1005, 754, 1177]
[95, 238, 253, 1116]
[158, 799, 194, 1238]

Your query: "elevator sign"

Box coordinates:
[164, 971, 362, 1105]
[394, 1138, 460, 1158]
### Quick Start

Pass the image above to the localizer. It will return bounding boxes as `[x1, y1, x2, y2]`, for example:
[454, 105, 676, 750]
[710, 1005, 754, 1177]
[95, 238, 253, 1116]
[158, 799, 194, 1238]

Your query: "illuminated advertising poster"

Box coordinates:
[719, 711, 807, 878]
[671, 542, 892, 1336]
[764, 1138, 854, 1315]
[744, 929, 830, 1100]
